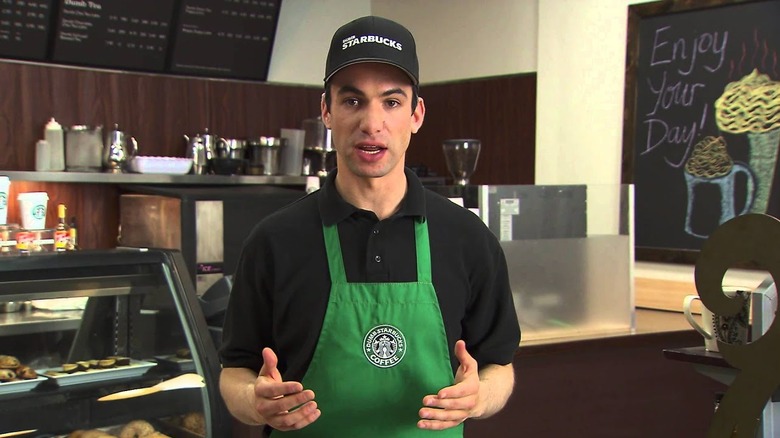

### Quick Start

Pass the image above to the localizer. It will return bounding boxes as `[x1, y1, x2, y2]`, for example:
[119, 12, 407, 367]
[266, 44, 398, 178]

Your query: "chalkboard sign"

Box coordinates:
[623, 0, 780, 263]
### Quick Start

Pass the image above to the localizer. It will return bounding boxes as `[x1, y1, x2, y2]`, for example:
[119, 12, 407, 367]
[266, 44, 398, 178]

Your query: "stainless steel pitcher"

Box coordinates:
[103, 123, 138, 173]
[184, 129, 218, 175]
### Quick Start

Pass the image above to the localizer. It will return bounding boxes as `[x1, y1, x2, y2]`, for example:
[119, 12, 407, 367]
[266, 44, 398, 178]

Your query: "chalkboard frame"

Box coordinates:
[621, 0, 769, 266]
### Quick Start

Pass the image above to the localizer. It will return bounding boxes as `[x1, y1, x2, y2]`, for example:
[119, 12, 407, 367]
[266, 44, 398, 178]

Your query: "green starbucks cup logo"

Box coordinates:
[32, 204, 46, 220]
[0, 193, 6, 210]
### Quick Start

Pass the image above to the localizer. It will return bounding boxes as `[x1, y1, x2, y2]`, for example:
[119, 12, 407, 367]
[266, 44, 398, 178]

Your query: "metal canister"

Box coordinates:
[247, 137, 284, 176]
[217, 138, 247, 160]
[65, 125, 104, 172]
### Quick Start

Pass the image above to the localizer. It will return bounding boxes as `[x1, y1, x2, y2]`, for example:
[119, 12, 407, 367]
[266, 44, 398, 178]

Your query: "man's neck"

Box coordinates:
[335, 168, 407, 220]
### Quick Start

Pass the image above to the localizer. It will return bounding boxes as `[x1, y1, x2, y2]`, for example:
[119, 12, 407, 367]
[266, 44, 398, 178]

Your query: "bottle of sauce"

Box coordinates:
[54, 203, 69, 252]
[45, 118, 65, 172]
[68, 216, 78, 251]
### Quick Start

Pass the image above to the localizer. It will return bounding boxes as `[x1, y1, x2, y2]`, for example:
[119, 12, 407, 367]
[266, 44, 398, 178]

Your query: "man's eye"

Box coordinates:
[344, 98, 359, 106]
[386, 100, 401, 108]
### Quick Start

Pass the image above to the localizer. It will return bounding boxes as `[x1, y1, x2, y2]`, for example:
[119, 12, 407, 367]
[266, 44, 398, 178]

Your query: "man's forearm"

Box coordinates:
[474, 363, 515, 419]
[219, 367, 266, 426]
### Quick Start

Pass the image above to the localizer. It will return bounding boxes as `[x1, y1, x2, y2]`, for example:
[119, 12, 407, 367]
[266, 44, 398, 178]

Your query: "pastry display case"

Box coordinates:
[0, 249, 231, 437]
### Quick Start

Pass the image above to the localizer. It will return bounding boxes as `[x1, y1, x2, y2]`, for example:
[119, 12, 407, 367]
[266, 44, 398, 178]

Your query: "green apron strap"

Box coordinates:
[415, 219, 432, 283]
[322, 224, 347, 283]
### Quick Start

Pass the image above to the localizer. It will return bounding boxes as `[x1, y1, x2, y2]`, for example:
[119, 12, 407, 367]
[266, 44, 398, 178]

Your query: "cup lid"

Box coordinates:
[17, 192, 49, 200]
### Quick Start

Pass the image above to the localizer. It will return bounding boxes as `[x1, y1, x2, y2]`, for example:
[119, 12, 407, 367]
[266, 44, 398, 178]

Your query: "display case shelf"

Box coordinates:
[0, 249, 229, 436]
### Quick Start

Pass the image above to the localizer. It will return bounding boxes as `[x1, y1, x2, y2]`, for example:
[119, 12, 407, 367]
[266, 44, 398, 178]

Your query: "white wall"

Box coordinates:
[267, 0, 372, 85]
[268, 0, 537, 86]
[535, 0, 656, 186]
[373, 0, 537, 83]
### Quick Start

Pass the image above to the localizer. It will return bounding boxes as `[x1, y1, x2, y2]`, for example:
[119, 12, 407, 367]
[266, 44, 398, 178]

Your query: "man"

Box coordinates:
[219, 15, 520, 437]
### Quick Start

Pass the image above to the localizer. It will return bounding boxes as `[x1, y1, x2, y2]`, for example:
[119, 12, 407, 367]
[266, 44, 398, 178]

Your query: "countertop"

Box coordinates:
[520, 308, 694, 348]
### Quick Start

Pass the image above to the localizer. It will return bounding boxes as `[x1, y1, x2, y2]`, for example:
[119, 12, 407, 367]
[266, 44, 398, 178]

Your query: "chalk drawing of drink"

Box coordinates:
[715, 69, 780, 213]
[684, 136, 755, 239]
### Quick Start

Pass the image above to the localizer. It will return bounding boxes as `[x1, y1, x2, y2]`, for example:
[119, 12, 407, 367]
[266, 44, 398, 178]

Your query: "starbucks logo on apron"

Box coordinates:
[363, 324, 406, 368]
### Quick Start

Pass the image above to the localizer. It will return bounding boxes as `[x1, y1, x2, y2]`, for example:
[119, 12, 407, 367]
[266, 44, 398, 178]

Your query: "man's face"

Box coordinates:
[322, 62, 424, 180]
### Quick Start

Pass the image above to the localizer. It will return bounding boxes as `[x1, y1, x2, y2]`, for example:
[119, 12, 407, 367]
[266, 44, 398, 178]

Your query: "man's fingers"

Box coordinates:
[254, 378, 307, 399]
[256, 388, 315, 415]
[417, 416, 466, 431]
[453, 340, 477, 371]
[266, 401, 321, 431]
[259, 347, 282, 381]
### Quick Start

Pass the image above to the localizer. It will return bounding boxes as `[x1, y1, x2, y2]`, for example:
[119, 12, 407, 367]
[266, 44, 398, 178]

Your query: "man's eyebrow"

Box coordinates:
[336, 85, 408, 98]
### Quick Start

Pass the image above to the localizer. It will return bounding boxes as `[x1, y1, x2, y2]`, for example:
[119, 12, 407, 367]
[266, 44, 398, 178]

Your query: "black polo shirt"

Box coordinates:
[219, 168, 520, 380]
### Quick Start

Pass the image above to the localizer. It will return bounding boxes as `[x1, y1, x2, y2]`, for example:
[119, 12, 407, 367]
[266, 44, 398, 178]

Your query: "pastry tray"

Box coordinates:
[41, 360, 156, 387]
[0, 375, 47, 394]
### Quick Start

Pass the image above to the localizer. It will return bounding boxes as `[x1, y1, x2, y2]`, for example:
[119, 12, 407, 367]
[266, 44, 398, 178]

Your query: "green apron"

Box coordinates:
[284, 220, 463, 436]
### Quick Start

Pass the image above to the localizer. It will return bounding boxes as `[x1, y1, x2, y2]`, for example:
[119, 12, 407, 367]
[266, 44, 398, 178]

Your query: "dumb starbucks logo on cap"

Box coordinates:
[363, 324, 406, 368]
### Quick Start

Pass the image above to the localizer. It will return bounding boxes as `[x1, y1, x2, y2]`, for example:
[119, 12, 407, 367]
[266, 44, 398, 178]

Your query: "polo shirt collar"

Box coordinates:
[318, 167, 427, 226]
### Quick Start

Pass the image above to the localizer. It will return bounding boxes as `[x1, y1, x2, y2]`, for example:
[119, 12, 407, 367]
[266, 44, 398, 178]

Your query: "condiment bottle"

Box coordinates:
[68, 216, 78, 250]
[45, 118, 65, 171]
[35, 140, 51, 171]
[54, 203, 69, 252]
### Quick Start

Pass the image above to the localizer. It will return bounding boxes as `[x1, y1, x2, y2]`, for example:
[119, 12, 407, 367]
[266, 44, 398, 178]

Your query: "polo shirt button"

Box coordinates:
[373, 229, 380, 235]
[374, 255, 382, 263]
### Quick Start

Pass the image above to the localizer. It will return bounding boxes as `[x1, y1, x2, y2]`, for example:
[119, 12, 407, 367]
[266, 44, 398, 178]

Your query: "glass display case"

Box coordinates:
[0, 248, 231, 437]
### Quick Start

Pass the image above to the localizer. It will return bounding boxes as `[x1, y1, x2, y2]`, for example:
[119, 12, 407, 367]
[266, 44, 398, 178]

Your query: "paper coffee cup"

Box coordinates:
[17, 192, 49, 230]
[0, 176, 9, 225]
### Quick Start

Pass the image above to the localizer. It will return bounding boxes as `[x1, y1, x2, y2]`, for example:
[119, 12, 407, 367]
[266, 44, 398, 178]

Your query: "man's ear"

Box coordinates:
[411, 97, 425, 134]
[320, 93, 331, 128]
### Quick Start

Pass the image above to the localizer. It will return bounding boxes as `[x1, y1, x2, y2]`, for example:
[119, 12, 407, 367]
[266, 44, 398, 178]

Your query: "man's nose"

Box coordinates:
[360, 102, 384, 133]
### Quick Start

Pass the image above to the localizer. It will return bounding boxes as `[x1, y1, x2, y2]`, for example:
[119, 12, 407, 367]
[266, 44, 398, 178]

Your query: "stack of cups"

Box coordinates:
[0, 176, 8, 224]
[17, 192, 48, 230]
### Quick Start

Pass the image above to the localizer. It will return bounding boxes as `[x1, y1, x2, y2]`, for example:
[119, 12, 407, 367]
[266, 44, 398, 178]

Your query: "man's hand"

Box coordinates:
[417, 340, 482, 430]
[219, 348, 320, 430]
[253, 348, 321, 431]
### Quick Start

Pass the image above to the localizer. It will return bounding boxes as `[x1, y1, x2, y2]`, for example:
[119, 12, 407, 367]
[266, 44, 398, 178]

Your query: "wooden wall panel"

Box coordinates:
[0, 61, 322, 166]
[0, 61, 535, 249]
[408, 74, 537, 185]
[208, 80, 322, 139]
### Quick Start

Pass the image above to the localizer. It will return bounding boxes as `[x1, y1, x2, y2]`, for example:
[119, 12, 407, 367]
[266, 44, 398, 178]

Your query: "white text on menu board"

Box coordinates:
[64, 0, 101, 10]
[642, 25, 728, 168]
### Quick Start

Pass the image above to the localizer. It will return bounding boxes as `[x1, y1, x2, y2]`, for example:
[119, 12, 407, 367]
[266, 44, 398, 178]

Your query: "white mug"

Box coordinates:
[683, 287, 751, 352]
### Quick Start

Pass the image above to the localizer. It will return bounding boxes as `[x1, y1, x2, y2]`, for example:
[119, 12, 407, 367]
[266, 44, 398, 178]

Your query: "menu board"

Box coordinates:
[0, 0, 55, 60]
[169, 0, 280, 81]
[0, 0, 281, 81]
[51, 0, 176, 71]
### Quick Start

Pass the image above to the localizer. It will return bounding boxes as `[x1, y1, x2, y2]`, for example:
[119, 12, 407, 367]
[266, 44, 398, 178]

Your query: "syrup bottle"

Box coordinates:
[54, 203, 69, 252]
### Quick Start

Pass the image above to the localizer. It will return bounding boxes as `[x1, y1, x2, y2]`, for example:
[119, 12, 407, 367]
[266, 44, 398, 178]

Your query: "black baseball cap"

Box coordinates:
[325, 16, 419, 85]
